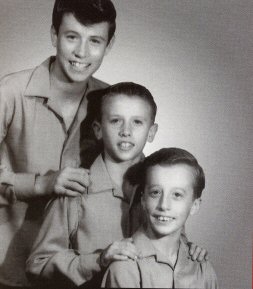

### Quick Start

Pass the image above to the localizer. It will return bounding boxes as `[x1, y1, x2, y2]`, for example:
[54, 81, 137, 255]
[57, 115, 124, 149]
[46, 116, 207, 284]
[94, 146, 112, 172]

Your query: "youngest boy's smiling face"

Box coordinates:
[142, 164, 200, 239]
[93, 94, 157, 164]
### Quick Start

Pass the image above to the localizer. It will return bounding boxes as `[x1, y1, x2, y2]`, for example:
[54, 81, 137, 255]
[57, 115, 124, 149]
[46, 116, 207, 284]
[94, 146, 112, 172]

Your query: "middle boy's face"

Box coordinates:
[94, 94, 157, 163]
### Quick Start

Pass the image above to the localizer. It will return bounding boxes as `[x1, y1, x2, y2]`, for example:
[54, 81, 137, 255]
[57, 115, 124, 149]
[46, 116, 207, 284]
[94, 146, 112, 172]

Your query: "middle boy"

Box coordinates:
[26, 82, 158, 288]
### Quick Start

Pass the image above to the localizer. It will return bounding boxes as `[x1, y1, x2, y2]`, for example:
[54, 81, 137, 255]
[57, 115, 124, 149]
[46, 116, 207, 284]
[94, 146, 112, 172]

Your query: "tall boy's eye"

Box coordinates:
[90, 38, 102, 45]
[67, 35, 77, 40]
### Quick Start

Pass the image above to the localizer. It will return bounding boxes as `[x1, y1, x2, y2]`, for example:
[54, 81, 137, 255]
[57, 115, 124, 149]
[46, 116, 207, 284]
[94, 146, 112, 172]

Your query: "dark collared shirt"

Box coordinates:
[0, 57, 108, 286]
[102, 227, 218, 289]
[26, 155, 135, 287]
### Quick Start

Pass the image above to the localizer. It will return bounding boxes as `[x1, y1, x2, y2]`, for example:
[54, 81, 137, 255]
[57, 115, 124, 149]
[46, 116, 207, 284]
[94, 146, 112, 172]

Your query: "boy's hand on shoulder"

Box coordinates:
[188, 242, 209, 262]
[34, 167, 90, 197]
[100, 238, 140, 268]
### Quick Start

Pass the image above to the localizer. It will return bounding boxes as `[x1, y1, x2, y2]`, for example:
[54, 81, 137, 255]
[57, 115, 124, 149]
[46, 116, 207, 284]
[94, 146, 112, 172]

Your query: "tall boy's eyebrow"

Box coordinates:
[90, 35, 107, 42]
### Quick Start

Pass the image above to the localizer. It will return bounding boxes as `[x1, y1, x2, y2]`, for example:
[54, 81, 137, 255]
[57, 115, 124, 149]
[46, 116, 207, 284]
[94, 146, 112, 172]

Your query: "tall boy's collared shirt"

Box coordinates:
[102, 227, 218, 289]
[26, 154, 133, 287]
[0, 57, 108, 287]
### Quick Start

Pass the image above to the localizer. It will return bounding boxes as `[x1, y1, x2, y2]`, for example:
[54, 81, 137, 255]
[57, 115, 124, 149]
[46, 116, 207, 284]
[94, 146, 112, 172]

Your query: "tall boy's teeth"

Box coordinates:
[70, 61, 87, 68]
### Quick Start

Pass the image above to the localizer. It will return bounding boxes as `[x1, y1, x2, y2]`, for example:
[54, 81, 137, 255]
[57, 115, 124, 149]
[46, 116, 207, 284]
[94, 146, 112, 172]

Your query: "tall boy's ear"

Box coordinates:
[50, 25, 57, 47]
[190, 198, 201, 216]
[147, 123, 158, 143]
[105, 35, 115, 56]
[92, 121, 103, 140]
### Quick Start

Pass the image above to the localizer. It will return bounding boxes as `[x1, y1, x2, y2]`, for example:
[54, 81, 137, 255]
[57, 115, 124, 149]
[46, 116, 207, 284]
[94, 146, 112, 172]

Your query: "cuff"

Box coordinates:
[13, 173, 37, 200]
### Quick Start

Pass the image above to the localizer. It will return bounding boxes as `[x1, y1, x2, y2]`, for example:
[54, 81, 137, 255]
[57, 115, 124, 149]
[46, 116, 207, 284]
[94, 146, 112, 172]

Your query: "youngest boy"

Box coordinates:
[102, 147, 218, 288]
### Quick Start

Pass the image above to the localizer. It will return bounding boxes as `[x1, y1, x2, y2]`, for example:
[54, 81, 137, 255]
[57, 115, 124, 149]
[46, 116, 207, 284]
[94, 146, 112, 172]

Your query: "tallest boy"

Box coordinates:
[0, 0, 116, 288]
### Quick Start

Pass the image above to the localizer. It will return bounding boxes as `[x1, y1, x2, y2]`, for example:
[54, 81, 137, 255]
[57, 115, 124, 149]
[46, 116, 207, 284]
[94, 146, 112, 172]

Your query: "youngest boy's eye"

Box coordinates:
[149, 189, 162, 198]
[173, 192, 183, 199]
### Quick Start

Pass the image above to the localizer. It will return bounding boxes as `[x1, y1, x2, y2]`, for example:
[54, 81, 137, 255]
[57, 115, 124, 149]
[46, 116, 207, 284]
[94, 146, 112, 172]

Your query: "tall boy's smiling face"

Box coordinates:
[93, 94, 157, 164]
[51, 13, 113, 83]
[142, 164, 200, 239]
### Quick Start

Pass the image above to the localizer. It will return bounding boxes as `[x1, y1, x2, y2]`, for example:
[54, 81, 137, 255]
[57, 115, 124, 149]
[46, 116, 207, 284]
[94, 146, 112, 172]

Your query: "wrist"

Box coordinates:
[34, 174, 51, 197]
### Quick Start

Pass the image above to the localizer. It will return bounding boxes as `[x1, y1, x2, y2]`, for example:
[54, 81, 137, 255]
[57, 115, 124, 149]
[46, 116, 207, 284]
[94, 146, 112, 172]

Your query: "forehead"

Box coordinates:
[145, 164, 195, 189]
[102, 94, 152, 116]
[59, 13, 110, 38]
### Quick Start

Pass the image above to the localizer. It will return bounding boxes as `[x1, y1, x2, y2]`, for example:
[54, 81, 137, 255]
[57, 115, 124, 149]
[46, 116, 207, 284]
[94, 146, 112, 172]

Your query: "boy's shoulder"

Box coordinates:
[0, 67, 35, 96]
[102, 258, 140, 288]
[88, 76, 109, 91]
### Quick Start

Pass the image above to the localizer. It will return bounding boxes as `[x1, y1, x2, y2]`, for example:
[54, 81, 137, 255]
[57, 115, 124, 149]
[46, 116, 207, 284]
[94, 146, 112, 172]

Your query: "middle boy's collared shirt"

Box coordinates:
[26, 155, 134, 287]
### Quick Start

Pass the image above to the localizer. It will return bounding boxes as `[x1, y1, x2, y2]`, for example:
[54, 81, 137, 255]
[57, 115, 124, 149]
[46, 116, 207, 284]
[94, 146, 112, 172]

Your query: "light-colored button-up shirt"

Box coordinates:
[0, 57, 108, 286]
[102, 227, 218, 289]
[26, 155, 135, 288]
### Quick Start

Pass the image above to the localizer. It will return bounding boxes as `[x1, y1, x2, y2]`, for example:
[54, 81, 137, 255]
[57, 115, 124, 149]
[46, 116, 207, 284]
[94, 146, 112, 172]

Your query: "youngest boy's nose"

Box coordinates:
[158, 194, 172, 211]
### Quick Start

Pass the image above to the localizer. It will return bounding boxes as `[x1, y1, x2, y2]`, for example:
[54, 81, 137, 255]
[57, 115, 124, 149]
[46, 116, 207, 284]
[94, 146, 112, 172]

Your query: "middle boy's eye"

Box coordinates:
[110, 118, 120, 124]
[133, 119, 143, 125]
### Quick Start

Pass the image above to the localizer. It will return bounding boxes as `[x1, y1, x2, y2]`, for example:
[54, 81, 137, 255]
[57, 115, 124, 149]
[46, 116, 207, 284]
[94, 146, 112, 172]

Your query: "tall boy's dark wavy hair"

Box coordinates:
[52, 0, 116, 44]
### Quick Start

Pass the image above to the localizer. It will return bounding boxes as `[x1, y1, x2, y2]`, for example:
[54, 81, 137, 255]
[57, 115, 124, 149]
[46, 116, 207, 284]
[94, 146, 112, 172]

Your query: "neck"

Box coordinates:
[147, 228, 181, 266]
[104, 155, 142, 189]
[50, 61, 88, 101]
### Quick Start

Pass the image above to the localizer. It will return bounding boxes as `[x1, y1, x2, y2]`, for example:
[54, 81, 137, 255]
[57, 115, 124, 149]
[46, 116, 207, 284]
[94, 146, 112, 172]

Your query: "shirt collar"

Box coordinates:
[25, 57, 53, 98]
[87, 155, 124, 199]
[24, 56, 98, 100]
[133, 227, 190, 269]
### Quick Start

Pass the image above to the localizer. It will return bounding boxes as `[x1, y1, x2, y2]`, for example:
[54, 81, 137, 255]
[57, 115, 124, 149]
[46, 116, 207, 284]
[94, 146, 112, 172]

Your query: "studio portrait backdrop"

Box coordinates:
[0, 1, 252, 289]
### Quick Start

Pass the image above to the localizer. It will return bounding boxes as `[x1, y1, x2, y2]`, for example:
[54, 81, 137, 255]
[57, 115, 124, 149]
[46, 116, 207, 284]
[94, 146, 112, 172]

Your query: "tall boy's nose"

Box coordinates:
[74, 39, 89, 58]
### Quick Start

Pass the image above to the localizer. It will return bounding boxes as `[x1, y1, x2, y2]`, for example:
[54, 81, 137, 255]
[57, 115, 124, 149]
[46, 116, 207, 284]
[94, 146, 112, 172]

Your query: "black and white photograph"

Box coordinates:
[0, 1, 252, 289]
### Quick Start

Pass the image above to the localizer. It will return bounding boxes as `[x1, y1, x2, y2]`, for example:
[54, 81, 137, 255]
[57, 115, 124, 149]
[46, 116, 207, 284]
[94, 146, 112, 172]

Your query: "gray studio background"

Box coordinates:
[0, 1, 252, 289]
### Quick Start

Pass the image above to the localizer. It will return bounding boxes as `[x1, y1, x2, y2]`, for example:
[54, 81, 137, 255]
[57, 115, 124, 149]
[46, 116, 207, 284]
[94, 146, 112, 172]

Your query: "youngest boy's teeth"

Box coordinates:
[157, 216, 173, 222]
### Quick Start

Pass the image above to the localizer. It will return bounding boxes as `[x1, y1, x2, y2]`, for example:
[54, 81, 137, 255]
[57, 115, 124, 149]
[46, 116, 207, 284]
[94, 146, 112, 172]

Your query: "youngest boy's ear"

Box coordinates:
[92, 121, 102, 140]
[190, 198, 201, 216]
[147, 123, 158, 143]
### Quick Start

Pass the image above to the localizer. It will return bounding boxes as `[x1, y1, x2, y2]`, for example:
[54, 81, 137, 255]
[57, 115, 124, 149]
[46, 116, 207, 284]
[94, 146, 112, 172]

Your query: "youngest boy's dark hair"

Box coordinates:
[140, 147, 205, 199]
[87, 82, 157, 125]
[52, 0, 116, 43]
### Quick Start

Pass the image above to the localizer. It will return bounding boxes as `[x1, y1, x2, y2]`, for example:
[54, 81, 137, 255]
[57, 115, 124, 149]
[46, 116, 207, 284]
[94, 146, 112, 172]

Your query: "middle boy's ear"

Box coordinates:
[190, 198, 201, 216]
[92, 121, 102, 140]
[147, 123, 158, 143]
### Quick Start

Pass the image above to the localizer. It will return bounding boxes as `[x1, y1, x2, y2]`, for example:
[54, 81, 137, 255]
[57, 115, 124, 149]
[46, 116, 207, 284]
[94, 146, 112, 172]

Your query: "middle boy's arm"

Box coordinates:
[26, 196, 102, 287]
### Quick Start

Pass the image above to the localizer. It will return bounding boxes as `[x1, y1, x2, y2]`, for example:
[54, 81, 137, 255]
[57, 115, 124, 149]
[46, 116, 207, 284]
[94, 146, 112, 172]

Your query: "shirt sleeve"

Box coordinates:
[101, 260, 140, 288]
[0, 76, 37, 205]
[26, 196, 102, 287]
[203, 260, 219, 289]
